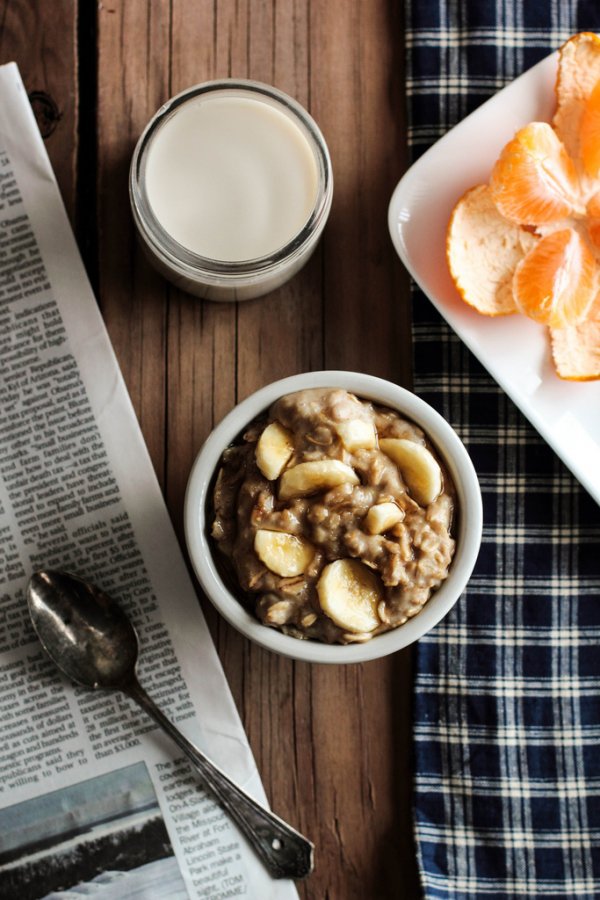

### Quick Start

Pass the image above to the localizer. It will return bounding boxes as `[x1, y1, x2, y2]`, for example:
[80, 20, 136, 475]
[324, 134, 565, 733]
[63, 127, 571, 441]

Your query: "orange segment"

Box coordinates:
[447, 184, 537, 316]
[586, 189, 600, 248]
[587, 190, 600, 216]
[586, 219, 600, 250]
[554, 32, 600, 163]
[512, 228, 596, 328]
[551, 291, 600, 380]
[489, 123, 583, 225]
[580, 78, 600, 176]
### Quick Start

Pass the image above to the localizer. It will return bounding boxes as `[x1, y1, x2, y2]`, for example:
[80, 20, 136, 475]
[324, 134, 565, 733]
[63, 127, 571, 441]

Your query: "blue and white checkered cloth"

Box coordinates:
[406, 3, 600, 897]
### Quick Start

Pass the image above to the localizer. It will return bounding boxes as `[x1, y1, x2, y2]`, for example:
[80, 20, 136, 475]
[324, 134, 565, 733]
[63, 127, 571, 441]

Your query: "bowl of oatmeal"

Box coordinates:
[184, 371, 482, 663]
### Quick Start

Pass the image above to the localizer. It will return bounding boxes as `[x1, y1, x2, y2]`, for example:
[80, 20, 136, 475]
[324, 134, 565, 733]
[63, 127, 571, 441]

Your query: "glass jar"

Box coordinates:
[129, 79, 333, 302]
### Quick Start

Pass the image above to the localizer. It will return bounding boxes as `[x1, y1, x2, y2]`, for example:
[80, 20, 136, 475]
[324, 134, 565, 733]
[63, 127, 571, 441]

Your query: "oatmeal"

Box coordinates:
[211, 388, 456, 644]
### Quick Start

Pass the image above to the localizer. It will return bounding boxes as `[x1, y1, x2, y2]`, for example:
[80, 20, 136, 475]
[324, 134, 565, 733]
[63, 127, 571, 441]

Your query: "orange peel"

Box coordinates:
[554, 31, 600, 167]
[447, 185, 537, 316]
[551, 291, 600, 380]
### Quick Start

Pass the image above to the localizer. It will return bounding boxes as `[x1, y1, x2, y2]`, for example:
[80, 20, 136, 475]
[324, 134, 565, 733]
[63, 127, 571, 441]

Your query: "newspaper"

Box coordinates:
[0, 62, 299, 900]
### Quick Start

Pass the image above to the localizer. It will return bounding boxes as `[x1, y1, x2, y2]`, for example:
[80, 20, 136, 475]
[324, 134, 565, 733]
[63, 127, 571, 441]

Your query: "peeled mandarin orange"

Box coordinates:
[551, 291, 600, 380]
[489, 122, 584, 225]
[512, 227, 596, 328]
[580, 78, 600, 176]
[446, 32, 600, 381]
[554, 32, 600, 164]
[586, 189, 600, 248]
[447, 184, 537, 315]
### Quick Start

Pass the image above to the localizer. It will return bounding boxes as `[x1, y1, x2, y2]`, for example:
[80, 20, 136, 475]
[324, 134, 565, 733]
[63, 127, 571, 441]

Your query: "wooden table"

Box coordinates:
[1, 2, 419, 896]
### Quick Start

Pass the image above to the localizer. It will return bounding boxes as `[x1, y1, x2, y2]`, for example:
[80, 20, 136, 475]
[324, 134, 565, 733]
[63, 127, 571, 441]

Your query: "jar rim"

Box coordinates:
[129, 79, 333, 281]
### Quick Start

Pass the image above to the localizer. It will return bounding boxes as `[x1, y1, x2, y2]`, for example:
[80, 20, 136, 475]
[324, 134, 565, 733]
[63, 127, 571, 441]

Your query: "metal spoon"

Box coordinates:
[27, 570, 314, 880]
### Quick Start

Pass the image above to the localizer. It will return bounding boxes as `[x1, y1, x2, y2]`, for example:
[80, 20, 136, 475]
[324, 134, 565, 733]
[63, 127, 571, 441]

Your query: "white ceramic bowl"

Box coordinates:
[184, 371, 482, 664]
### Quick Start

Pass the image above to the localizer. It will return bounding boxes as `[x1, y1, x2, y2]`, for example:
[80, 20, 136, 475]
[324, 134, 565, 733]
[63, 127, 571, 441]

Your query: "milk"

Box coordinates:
[144, 94, 320, 262]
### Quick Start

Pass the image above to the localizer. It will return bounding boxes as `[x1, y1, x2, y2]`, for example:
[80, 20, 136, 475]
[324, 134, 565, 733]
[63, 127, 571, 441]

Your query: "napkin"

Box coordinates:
[406, 3, 600, 897]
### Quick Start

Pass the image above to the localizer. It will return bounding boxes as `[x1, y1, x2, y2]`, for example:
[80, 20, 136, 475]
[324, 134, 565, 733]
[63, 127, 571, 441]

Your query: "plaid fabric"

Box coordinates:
[406, 3, 600, 898]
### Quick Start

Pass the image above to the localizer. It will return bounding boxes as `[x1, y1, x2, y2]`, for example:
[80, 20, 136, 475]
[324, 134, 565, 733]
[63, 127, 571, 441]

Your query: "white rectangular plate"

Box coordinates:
[388, 52, 600, 506]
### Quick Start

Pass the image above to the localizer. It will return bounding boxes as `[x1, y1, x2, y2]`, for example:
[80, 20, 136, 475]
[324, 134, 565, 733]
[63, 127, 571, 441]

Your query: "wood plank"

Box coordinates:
[96, 1, 172, 482]
[0, 0, 78, 221]
[96, 1, 418, 897]
[304, 2, 418, 895]
[312, 0, 410, 381]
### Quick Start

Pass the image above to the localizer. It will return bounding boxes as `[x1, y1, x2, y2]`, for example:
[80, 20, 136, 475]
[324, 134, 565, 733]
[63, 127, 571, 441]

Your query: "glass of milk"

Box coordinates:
[130, 80, 333, 301]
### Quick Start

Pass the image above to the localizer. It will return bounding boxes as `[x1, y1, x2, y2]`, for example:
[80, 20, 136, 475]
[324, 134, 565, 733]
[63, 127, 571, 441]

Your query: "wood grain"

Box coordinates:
[0, 0, 78, 220]
[17, 0, 418, 895]
[97, 0, 172, 481]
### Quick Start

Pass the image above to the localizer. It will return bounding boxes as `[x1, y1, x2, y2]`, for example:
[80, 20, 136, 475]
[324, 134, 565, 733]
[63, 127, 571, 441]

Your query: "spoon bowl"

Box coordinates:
[27, 569, 313, 880]
[28, 571, 138, 689]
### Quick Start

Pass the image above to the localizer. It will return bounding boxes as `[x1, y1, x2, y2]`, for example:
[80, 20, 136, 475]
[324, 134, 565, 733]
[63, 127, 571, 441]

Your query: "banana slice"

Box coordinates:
[379, 438, 442, 506]
[254, 529, 315, 577]
[279, 459, 359, 500]
[317, 559, 382, 633]
[255, 422, 294, 480]
[336, 419, 377, 452]
[364, 501, 404, 534]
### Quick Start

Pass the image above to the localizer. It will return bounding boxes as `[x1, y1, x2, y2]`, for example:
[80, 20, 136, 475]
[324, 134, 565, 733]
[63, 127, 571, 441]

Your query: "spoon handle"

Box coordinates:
[125, 678, 313, 880]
